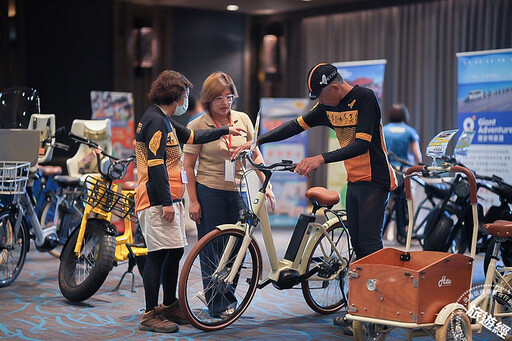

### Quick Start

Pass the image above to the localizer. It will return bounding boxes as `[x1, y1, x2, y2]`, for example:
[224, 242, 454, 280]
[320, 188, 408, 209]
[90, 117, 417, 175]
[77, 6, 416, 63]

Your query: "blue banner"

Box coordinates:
[259, 98, 311, 227]
[457, 49, 512, 204]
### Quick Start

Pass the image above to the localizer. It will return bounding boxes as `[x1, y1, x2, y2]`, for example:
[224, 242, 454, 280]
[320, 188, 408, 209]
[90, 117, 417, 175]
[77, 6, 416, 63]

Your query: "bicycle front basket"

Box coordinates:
[0, 161, 30, 194]
[81, 175, 135, 220]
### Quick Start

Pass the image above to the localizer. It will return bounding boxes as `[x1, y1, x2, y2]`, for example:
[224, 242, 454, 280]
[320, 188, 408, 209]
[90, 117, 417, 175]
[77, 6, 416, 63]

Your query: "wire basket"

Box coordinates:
[0, 161, 30, 194]
[81, 175, 135, 220]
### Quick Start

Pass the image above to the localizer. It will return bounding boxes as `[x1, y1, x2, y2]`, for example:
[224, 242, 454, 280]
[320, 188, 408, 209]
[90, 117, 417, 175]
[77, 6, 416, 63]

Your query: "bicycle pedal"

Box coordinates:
[257, 278, 271, 289]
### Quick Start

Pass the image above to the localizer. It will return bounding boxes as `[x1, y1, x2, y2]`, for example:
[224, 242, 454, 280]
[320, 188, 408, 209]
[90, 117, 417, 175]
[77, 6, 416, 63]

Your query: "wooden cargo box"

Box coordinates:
[347, 248, 473, 323]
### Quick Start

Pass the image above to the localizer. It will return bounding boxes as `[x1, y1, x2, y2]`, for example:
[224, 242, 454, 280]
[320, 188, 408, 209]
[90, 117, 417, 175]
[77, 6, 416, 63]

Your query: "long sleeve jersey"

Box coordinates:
[135, 105, 230, 212]
[258, 85, 397, 190]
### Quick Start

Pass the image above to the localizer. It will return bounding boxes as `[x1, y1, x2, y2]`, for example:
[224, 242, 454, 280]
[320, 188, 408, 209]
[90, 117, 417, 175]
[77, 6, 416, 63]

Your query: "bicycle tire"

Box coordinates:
[484, 238, 512, 275]
[40, 197, 60, 257]
[435, 309, 472, 341]
[394, 195, 409, 245]
[0, 209, 29, 287]
[41, 198, 83, 258]
[353, 321, 388, 341]
[58, 219, 116, 302]
[178, 228, 261, 331]
[301, 220, 352, 314]
[423, 211, 453, 251]
[492, 273, 512, 328]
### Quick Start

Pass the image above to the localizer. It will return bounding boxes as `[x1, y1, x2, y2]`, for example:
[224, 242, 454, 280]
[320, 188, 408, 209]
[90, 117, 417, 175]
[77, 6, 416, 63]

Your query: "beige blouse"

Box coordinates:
[183, 109, 254, 191]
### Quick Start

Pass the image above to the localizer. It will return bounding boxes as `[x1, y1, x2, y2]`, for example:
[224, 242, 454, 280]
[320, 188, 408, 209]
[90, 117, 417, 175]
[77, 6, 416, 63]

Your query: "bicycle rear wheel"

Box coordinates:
[301, 220, 352, 314]
[58, 219, 115, 301]
[179, 228, 261, 331]
[41, 197, 84, 258]
[0, 209, 29, 287]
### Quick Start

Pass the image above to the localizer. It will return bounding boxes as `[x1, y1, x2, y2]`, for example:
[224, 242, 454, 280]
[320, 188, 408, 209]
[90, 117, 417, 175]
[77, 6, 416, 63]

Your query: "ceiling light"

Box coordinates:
[226, 4, 239, 11]
[302, 0, 312, 2]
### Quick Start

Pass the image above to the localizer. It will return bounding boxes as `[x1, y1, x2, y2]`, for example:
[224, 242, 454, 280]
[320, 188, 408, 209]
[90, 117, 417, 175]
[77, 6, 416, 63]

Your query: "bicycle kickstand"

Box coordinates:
[113, 252, 137, 293]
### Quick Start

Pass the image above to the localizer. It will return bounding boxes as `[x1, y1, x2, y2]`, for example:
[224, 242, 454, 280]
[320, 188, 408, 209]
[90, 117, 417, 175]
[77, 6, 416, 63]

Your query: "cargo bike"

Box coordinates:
[345, 161, 512, 340]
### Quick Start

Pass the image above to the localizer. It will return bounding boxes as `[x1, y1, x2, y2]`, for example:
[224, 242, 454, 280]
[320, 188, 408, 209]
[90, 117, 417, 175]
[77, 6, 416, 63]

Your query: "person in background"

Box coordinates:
[231, 63, 397, 334]
[183, 71, 275, 318]
[383, 103, 422, 167]
[134, 70, 244, 333]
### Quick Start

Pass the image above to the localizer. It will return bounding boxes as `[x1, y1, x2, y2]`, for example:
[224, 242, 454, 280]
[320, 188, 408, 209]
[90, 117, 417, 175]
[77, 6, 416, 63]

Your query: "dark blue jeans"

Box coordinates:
[346, 182, 389, 260]
[196, 182, 248, 316]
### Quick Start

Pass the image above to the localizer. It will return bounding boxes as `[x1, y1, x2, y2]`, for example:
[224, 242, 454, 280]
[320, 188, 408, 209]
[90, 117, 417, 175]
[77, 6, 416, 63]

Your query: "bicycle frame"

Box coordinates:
[74, 178, 146, 260]
[14, 191, 57, 249]
[215, 175, 347, 287]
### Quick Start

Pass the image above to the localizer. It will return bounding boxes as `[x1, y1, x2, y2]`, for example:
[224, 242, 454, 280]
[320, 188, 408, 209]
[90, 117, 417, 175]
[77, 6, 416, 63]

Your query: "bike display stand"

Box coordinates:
[112, 255, 137, 293]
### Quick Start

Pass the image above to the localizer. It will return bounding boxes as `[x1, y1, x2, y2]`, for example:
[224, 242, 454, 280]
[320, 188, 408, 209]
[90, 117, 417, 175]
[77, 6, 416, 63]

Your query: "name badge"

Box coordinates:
[225, 159, 235, 182]
[181, 169, 188, 184]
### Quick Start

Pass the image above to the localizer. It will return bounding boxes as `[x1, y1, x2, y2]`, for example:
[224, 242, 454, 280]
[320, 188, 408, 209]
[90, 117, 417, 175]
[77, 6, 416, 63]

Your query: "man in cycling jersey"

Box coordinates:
[233, 63, 397, 333]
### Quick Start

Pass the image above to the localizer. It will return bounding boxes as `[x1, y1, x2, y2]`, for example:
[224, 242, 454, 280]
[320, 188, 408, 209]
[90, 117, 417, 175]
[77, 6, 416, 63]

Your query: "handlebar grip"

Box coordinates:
[53, 142, 70, 151]
[68, 132, 91, 144]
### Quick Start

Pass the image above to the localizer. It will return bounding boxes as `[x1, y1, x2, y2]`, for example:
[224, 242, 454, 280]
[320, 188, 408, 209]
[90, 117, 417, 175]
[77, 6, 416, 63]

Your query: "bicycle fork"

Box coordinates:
[217, 228, 254, 285]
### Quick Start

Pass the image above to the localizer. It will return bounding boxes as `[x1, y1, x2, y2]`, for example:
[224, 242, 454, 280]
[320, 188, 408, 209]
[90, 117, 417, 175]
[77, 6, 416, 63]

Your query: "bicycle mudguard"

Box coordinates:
[59, 218, 117, 259]
[215, 223, 245, 232]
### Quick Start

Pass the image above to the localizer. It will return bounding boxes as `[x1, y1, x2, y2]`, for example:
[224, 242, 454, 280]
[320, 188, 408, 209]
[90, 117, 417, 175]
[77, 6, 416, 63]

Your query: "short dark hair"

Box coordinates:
[388, 103, 410, 123]
[148, 70, 192, 106]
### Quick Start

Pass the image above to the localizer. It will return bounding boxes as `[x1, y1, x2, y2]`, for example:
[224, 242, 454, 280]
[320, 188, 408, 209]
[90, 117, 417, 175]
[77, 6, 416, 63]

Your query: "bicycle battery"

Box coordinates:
[284, 213, 315, 261]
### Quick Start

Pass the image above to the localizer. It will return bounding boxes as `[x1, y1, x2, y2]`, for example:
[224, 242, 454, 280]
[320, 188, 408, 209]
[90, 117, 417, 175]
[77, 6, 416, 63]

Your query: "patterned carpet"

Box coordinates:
[0, 228, 500, 340]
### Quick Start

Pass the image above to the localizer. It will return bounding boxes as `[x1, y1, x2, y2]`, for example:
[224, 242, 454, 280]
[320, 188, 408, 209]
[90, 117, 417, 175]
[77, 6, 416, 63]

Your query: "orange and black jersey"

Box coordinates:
[258, 85, 397, 190]
[135, 105, 230, 212]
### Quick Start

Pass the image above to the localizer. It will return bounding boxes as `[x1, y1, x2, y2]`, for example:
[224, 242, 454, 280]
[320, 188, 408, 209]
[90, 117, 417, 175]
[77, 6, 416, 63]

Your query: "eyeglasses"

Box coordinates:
[213, 94, 235, 104]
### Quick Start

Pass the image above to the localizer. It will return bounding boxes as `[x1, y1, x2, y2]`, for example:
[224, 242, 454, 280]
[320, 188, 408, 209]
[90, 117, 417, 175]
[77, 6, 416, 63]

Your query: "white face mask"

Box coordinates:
[174, 96, 188, 116]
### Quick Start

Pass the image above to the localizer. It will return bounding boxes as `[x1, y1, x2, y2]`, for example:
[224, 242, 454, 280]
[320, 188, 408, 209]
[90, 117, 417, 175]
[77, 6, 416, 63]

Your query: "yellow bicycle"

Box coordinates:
[58, 132, 146, 302]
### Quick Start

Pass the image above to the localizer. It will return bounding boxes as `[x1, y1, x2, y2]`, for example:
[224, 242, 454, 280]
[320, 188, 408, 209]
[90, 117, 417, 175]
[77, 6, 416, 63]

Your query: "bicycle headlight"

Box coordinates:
[108, 161, 127, 180]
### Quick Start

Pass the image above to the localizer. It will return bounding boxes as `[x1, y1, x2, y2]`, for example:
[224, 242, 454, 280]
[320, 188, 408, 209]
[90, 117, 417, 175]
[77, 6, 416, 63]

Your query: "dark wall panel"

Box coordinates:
[24, 0, 113, 132]
[171, 8, 245, 112]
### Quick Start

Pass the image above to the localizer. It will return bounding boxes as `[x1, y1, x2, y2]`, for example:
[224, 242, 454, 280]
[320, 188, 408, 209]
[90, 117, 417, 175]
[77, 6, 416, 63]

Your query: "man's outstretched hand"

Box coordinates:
[294, 155, 325, 176]
[231, 140, 253, 160]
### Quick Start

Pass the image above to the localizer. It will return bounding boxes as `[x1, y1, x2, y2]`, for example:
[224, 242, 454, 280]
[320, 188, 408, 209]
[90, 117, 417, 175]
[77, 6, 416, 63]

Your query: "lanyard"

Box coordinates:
[211, 114, 232, 156]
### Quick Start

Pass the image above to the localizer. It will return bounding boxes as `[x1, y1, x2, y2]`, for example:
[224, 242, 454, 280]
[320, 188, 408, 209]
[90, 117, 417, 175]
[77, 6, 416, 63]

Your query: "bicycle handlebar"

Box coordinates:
[238, 150, 296, 173]
[404, 165, 478, 204]
[68, 131, 135, 180]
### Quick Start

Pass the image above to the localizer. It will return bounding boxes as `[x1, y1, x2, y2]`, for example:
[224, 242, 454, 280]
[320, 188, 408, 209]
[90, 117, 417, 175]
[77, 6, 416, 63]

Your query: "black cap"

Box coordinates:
[307, 63, 339, 100]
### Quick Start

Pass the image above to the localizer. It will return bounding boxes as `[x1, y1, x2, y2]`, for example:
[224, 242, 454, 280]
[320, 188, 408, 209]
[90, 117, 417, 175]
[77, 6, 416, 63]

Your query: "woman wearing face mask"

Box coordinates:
[183, 72, 275, 318]
[135, 70, 244, 333]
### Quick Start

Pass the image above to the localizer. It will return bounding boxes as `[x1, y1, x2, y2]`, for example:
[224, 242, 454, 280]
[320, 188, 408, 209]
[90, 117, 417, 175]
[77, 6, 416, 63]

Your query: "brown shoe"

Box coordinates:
[139, 309, 179, 333]
[157, 301, 189, 325]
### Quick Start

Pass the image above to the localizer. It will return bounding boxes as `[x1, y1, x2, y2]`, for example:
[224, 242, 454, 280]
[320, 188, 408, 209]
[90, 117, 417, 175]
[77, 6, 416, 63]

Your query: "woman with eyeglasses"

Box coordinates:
[183, 72, 275, 318]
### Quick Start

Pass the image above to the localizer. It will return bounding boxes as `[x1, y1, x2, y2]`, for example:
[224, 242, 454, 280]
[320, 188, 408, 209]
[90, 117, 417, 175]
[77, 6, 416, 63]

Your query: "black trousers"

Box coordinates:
[346, 182, 389, 259]
[143, 248, 184, 311]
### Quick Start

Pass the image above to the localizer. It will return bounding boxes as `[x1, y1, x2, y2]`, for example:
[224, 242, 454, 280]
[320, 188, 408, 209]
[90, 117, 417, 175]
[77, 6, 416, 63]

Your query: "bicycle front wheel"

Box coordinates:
[58, 219, 115, 301]
[179, 228, 261, 331]
[0, 209, 29, 287]
[301, 220, 352, 314]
